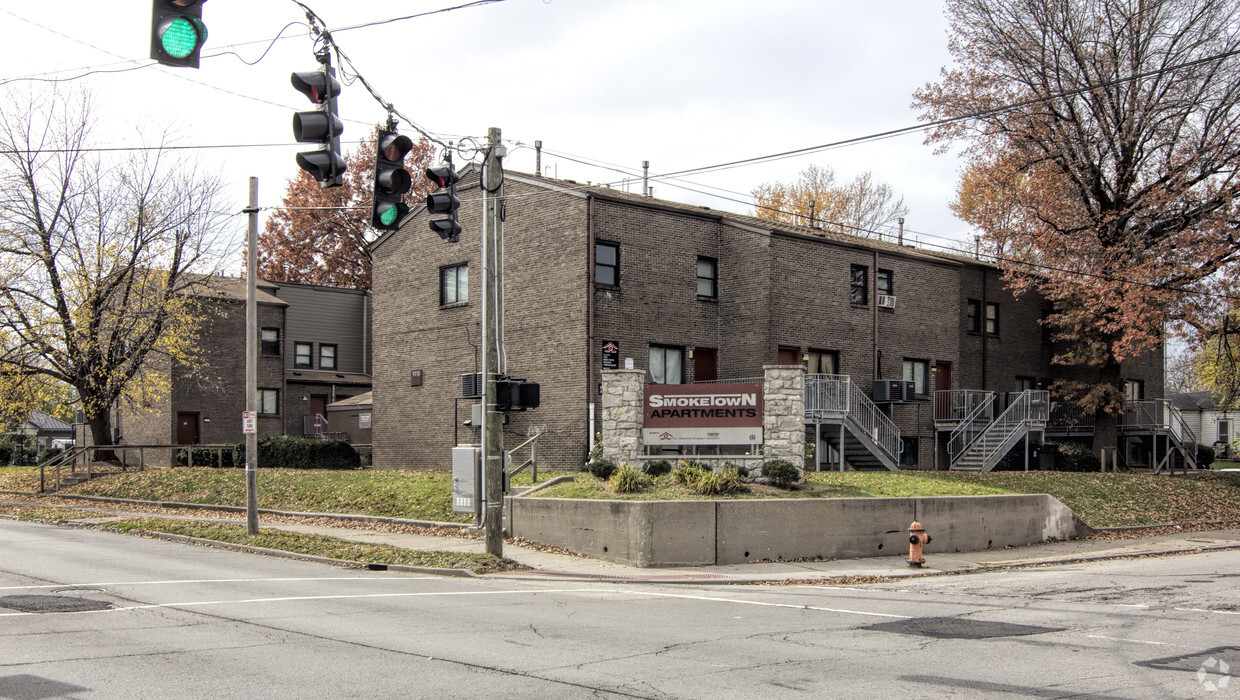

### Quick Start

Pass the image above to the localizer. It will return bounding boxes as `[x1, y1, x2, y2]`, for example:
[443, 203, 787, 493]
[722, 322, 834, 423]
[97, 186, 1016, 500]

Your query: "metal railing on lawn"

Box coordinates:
[960, 390, 1049, 469]
[37, 443, 235, 492]
[505, 433, 540, 485]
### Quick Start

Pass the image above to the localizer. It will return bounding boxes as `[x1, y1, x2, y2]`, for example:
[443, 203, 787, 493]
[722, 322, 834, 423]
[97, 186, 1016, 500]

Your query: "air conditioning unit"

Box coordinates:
[877, 294, 897, 309]
[461, 372, 483, 398]
[872, 379, 903, 403]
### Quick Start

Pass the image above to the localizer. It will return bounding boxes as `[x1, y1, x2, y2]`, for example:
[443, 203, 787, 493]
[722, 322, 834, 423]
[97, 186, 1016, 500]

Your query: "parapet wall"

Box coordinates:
[508, 494, 1080, 567]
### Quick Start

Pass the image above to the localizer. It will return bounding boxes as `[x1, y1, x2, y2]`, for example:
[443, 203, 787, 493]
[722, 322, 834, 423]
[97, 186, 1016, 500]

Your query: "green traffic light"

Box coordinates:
[378, 202, 409, 227]
[160, 17, 205, 59]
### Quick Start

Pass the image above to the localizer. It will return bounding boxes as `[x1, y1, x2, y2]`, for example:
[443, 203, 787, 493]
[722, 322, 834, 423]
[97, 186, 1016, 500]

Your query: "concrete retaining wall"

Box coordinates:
[508, 494, 1080, 568]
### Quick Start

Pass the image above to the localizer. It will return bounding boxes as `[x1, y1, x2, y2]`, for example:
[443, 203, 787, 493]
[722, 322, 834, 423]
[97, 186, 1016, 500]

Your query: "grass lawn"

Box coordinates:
[541, 469, 1240, 528]
[5, 465, 1239, 529]
[98, 518, 523, 574]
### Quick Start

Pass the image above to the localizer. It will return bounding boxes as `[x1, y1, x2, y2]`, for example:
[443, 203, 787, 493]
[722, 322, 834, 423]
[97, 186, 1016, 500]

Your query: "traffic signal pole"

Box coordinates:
[482, 127, 505, 557]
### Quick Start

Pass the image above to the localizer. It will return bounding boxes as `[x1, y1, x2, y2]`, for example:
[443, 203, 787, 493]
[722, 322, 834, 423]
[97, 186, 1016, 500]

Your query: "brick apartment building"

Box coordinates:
[117, 276, 372, 459]
[370, 170, 1163, 471]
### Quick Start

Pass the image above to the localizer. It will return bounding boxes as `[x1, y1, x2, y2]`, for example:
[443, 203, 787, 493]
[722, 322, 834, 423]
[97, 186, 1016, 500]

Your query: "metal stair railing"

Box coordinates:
[1122, 399, 1198, 470]
[962, 390, 1050, 469]
[947, 391, 997, 465]
[934, 389, 995, 424]
[805, 374, 900, 466]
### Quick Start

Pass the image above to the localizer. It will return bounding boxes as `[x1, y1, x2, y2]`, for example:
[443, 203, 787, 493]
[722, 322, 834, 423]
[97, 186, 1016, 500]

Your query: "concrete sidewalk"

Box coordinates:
[267, 520, 1240, 584]
[5, 495, 1239, 584]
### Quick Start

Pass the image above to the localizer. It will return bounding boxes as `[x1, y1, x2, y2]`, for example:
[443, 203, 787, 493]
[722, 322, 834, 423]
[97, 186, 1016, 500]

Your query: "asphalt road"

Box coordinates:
[1, 519, 1237, 699]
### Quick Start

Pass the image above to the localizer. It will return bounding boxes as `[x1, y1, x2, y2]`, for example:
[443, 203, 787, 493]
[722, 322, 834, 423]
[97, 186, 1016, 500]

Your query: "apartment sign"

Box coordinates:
[643, 382, 763, 445]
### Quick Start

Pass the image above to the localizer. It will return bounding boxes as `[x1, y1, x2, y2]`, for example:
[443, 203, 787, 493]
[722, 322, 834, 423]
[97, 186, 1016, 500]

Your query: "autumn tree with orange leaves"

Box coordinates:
[915, 0, 1240, 456]
[260, 127, 436, 290]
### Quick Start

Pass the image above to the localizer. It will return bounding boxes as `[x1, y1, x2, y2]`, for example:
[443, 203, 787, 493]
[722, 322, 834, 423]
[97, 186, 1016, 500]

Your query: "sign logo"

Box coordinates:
[643, 382, 763, 446]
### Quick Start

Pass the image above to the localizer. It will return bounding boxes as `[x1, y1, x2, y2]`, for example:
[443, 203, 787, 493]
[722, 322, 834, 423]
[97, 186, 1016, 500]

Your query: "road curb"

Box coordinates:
[85, 524, 481, 577]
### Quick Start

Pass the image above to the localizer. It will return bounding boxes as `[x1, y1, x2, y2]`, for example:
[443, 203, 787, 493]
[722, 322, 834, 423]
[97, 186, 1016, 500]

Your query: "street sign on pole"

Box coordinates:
[242, 411, 256, 435]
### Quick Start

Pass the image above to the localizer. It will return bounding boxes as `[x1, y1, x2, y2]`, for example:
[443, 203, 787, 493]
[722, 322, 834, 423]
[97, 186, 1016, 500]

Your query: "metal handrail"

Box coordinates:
[805, 374, 900, 465]
[934, 389, 995, 423]
[1122, 399, 1198, 469]
[971, 390, 1050, 468]
[947, 392, 998, 464]
[506, 433, 540, 484]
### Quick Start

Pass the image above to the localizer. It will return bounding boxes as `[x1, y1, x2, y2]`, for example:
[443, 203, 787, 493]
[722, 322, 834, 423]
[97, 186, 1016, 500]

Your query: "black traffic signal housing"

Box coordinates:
[150, 0, 208, 68]
[425, 164, 461, 242]
[291, 67, 345, 188]
[495, 377, 540, 412]
[372, 129, 413, 230]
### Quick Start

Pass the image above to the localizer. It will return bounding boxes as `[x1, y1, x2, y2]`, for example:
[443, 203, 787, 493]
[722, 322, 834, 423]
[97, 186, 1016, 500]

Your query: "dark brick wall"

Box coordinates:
[370, 177, 1166, 470]
[372, 175, 590, 470]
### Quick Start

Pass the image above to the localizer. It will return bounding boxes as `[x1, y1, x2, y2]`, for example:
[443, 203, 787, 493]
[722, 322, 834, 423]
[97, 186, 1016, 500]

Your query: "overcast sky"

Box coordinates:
[1, 0, 969, 264]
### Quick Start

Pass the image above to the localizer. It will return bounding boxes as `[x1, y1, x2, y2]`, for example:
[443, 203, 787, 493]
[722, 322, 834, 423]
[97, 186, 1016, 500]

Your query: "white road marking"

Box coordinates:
[0, 576, 438, 591]
[1175, 607, 1240, 616]
[619, 590, 913, 618]
[1087, 635, 1179, 646]
[0, 586, 914, 620]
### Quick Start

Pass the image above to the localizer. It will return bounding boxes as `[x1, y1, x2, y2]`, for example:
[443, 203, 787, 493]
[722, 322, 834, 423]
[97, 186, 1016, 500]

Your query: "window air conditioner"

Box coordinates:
[877, 294, 897, 309]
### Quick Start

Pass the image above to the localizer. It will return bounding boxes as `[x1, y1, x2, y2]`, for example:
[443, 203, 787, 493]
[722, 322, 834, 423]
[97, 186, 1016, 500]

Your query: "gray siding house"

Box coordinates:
[116, 276, 371, 458]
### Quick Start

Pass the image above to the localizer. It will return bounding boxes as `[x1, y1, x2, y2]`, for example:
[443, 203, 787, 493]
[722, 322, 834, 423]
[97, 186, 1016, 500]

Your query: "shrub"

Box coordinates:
[717, 467, 749, 494]
[233, 436, 361, 470]
[642, 459, 672, 477]
[671, 461, 709, 486]
[680, 459, 711, 472]
[762, 459, 801, 488]
[1054, 441, 1100, 472]
[1197, 444, 1216, 469]
[587, 457, 617, 480]
[611, 464, 652, 493]
[176, 447, 235, 468]
[692, 470, 723, 495]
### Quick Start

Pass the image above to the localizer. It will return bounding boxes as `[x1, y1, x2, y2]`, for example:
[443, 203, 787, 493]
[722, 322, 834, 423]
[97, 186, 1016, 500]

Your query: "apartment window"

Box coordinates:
[1016, 376, 1037, 392]
[903, 358, 929, 396]
[985, 302, 1000, 335]
[260, 328, 280, 356]
[595, 242, 619, 286]
[876, 269, 893, 297]
[850, 265, 868, 305]
[696, 256, 717, 298]
[257, 389, 279, 415]
[649, 345, 684, 384]
[805, 349, 839, 375]
[1218, 419, 1230, 445]
[1124, 379, 1145, 401]
[967, 299, 981, 333]
[294, 342, 312, 369]
[441, 263, 468, 305]
[319, 344, 337, 371]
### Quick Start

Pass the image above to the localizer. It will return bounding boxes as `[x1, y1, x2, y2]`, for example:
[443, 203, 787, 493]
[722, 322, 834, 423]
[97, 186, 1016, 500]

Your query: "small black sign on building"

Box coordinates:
[602, 341, 619, 370]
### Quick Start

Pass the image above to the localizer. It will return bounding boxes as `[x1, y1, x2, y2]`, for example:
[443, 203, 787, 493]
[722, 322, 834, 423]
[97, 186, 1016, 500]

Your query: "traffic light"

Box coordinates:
[291, 67, 345, 188]
[496, 378, 541, 411]
[150, 0, 208, 68]
[425, 164, 461, 242]
[372, 129, 413, 230]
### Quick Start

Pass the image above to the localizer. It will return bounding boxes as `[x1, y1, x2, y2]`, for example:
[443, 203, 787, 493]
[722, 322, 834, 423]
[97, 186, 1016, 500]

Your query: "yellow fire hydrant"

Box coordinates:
[907, 521, 931, 568]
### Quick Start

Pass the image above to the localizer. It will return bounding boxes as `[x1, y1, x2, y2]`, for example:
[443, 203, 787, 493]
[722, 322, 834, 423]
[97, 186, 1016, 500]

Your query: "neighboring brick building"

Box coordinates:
[116, 276, 371, 460]
[370, 171, 1163, 471]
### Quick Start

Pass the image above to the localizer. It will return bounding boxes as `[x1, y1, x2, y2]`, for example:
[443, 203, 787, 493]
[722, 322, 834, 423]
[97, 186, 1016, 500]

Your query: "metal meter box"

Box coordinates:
[452, 446, 481, 514]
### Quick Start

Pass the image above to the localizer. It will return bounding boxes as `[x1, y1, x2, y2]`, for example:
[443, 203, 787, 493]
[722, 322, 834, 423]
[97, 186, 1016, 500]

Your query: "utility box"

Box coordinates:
[452, 446, 481, 514]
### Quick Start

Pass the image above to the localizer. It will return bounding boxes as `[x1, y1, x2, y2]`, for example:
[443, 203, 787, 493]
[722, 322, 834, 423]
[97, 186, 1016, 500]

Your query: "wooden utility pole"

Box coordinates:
[244, 177, 259, 535]
[482, 127, 505, 556]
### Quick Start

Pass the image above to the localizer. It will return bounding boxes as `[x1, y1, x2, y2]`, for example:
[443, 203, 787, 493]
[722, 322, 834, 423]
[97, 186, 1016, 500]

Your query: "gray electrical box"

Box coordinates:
[452, 446, 481, 514]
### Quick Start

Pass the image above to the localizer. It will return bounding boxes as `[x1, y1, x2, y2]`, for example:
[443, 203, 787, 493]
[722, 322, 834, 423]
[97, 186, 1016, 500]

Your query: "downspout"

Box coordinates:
[587, 196, 597, 455]
[981, 267, 988, 388]
[873, 250, 879, 379]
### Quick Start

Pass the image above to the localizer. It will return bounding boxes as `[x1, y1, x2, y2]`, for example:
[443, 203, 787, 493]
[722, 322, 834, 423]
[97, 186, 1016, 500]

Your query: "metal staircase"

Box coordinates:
[950, 390, 1049, 471]
[805, 374, 900, 471]
[1120, 400, 1198, 472]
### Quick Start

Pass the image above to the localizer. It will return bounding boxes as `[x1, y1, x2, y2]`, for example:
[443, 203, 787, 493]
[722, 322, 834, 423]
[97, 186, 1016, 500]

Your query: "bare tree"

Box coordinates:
[0, 89, 232, 448]
[751, 165, 909, 237]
